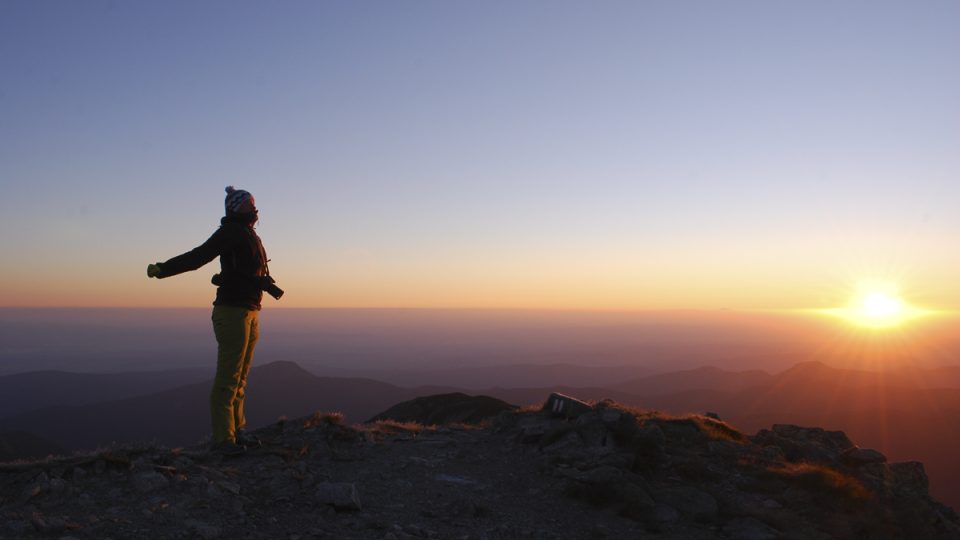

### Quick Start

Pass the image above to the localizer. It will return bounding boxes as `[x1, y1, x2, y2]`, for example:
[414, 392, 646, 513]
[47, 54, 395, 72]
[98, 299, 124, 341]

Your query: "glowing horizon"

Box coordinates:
[817, 281, 939, 330]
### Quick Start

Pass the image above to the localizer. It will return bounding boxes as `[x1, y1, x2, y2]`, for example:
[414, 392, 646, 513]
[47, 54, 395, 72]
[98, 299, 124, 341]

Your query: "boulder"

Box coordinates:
[631, 424, 668, 469]
[636, 423, 666, 444]
[653, 503, 680, 525]
[31, 514, 67, 534]
[609, 412, 640, 444]
[515, 415, 556, 444]
[4, 520, 29, 536]
[656, 419, 704, 443]
[184, 519, 222, 539]
[600, 408, 622, 425]
[722, 517, 781, 540]
[753, 425, 854, 464]
[575, 465, 624, 485]
[654, 485, 718, 521]
[132, 471, 169, 493]
[618, 481, 656, 517]
[434, 474, 477, 486]
[890, 462, 929, 494]
[708, 440, 743, 459]
[541, 430, 583, 454]
[574, 414, 611, 449]
[315, 482, 362, 511]
[441, 497, 489, 519]
[267, 473, 300, 500]
[840, 446, 887, 466]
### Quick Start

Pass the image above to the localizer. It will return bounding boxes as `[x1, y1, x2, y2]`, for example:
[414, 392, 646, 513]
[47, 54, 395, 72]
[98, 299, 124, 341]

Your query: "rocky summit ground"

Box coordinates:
[1, 395, 959, 540]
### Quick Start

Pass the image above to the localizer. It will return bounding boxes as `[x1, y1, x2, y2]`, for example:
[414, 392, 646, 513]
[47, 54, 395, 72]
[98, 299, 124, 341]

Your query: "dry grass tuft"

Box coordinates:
[633, 410, 746, 444]
[520, 402, 547, 413]
[303, 411, 345, 429]
[765, 462, 870, 504]
[447, 422, 484, 431]
[595, 400, 680, 425]
[360, 420, 437, 436]
[684, 415, 747, 443]
[596, 401, 650, 418]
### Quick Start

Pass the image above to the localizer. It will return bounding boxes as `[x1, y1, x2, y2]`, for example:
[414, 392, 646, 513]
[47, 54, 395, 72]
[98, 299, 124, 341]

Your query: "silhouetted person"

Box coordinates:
[147, 187, 282, 454]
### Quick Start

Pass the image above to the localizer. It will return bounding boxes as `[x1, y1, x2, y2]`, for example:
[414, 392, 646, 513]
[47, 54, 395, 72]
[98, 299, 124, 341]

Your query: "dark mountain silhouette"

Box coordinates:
[474, 385, 647, 409]
[0, 431, 64, 461]
[0, 361, 454, 451]
[0, 367, 645, 456]
[368, 393, 517, 424]
[0, 368, 210, 418]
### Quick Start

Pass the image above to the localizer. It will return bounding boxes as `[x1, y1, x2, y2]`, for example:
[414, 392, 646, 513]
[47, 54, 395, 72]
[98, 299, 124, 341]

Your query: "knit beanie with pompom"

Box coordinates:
[224, 186, 256, 215]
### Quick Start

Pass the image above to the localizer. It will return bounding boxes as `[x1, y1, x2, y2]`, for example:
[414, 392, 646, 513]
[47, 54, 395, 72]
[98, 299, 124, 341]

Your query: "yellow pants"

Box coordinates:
[210, 305, 259, 443]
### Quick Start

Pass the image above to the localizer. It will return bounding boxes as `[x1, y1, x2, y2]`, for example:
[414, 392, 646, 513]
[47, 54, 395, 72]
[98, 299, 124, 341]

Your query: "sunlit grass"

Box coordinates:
[360, 419, 436, 436]
[302, 411, 344, 428]
[763, 461, 870, 503]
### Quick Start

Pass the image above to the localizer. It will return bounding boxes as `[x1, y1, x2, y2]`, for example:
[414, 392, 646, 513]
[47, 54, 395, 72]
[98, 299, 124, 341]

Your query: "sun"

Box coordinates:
[860, 291, 903, 320]
[821, 281, 930, 329]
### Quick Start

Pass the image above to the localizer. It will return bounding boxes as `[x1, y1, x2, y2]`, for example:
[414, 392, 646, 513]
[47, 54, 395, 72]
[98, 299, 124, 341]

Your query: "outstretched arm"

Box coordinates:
[149, 228, 232, 279]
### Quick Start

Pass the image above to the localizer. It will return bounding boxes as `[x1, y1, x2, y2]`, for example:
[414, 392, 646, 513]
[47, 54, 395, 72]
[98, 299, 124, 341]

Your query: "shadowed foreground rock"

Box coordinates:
[1, 398, 958, 539]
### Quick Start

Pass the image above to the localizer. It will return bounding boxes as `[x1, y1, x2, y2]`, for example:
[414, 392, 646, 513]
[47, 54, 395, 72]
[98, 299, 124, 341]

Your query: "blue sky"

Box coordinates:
[1, 1, 958, 309]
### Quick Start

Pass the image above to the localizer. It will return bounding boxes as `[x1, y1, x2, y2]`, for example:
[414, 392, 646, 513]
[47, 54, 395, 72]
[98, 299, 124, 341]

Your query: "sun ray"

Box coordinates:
[819, 281, 934, 329]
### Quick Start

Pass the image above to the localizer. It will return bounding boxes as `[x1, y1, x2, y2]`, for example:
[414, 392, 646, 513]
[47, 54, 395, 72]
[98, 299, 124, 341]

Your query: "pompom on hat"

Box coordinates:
[224, 186, 256, 214]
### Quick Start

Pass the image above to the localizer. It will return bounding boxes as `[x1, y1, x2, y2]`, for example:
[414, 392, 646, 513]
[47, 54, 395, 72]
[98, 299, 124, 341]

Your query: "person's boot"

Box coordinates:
[211, 440, 246, 457]
[235, 429, 261, 448]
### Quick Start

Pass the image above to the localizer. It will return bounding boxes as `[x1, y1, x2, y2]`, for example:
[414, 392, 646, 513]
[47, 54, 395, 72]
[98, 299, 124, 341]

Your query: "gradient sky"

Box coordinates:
[1, 1, 958, 310]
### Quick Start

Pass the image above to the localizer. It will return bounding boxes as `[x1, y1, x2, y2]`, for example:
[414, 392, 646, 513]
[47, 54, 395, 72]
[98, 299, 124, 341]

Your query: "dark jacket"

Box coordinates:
[156, 215, 268, 310]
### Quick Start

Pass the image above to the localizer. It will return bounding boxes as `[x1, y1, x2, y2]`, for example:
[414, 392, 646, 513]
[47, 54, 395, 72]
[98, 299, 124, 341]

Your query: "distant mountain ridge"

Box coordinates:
[0, 368, 211, 419]
[613, 365, 773, 396]
[0, 431, 63, 462]
[333, 362, 652, 390]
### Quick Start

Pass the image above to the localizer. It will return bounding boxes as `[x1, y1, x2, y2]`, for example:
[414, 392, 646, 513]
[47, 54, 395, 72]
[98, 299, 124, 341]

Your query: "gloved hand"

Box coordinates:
[147, 263, 162, 278]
